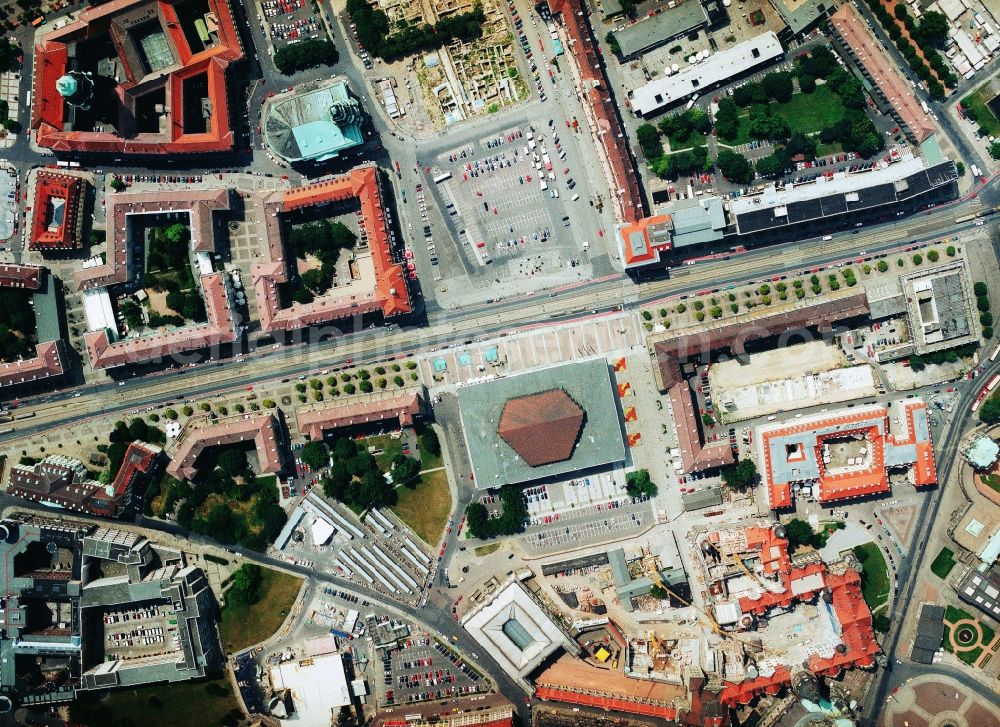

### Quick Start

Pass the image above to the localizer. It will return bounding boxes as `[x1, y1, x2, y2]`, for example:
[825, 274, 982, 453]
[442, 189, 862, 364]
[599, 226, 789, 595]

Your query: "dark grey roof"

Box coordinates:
[733, 161, 957, 235]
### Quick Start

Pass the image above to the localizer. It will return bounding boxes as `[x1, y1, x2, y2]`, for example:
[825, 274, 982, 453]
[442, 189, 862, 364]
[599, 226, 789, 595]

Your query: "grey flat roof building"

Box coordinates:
[910, 604, 945, 664]
[613, 1, 709, 58]
[458, 359, 627, 489]
[955, 565, 1000, 622]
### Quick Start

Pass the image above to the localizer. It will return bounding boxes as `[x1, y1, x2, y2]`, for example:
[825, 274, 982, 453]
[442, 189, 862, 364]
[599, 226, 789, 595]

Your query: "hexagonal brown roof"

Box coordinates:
[498, 389, 585, 467]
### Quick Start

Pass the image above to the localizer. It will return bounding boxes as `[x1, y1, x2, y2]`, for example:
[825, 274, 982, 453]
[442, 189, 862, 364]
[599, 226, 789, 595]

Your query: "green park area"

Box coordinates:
[220, 564, 303, 653]
[68, 672, 242, 727]
[943, 605, 996, 665]
[962, 86, 1000, 138]
[392, 468, 451, 545]
[771, 85, 846, 136]
[930, 547, 957, 579]
[119, 222, 207, 331]
[310, 425, 450, 543]
[853, 542, 891, 611]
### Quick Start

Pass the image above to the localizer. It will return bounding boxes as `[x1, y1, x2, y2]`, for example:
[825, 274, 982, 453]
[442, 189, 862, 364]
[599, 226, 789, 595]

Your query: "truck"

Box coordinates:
[542, 153, 552, 171]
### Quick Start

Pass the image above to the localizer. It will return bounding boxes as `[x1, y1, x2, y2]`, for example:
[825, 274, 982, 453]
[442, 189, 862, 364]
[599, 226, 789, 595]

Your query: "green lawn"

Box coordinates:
[853, 543, 890, 611]
[366, 433, 404, 471]
[68, 673, 241, 727]
[930, 547, 957, 579]
[946, 604, 973, 623]
[219, 567, 302, 653]
[816, 141, 843, 157]
[391, 468, 452, 545]
[668, 132, 709, 152]
[720, 87, 845, 146]
[416, 423, 444, 470]
[772, 86, 845, 135]
[963, 86, 1000, 138]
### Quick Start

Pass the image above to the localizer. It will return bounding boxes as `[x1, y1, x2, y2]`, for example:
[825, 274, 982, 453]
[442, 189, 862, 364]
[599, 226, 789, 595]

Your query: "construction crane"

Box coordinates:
[648, 570, 733, 641]
[732, 552, 768, 591]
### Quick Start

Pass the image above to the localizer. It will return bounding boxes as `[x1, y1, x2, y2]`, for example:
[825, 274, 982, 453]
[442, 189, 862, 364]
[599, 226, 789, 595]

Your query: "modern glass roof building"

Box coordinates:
[264, 78, 365, 163]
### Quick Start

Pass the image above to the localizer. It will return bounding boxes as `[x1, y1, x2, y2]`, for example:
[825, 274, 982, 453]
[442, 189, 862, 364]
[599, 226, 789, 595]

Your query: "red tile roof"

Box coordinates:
[546, 0, 646, 225]
[719, 530, 879, 707]
[29, 171, 86, 250]
[253, 165, 411, 333]
[83, 272, 236, 369]
[31, 0, 244, 155]
[831, 5, 934, 143]
[667, 382, 734, 473]
[297, 393, 422, 441]
[497, 389, 585, 467]
[759, 400, 936, 509]
[8, 442, 158, 518]
[74, 187, 230, 291]
[166, 413, 285, 481]
[75, 188, 236, 369]
[0, 263, 43, 290]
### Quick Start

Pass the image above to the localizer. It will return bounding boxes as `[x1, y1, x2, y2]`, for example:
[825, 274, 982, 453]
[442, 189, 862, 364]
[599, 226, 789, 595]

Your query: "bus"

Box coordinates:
[433, 172, 452, 184]
[990, 343, 1000, 362]
[986, 374, 1000, 393]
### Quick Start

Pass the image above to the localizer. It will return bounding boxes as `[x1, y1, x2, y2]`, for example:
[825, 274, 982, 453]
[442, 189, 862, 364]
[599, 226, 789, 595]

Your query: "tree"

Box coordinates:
[990, 142, 1000, 160]
[420, 428, 441, 457]
[625, 469, 658, 498]
[717, 150, 754, 183]
[714, 98, 740, 140]
[649, 584, 669, 600]
[228, 564, 263, 605]
[784, 518, 816, 552]
[110, 177, 126, 192]
[721, 459, 757, 490]
[636, 123, 663, 161]
[873, 613, 891, 633]
[916, 10, 949, 45]
[980, 395, 1000, 425]
[762, 71, 794, 103]
[390, 454, 421, 485]
[274, 39, 339, 74]
[733, 81, 767, 107]
[217, 448, 248, 477]
[301, 441, 329, 470]
[163, 223, 189, 245]
[837, 77, 867, 109]
[798, 73, 816, 94]
[974, 282, 988, 297]
[755, 151, 785, 179]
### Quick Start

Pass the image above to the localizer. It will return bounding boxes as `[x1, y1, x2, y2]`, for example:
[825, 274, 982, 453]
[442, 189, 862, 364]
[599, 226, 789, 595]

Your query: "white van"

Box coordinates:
[540, 179, 548, 190]
[571, 193, 580, 201]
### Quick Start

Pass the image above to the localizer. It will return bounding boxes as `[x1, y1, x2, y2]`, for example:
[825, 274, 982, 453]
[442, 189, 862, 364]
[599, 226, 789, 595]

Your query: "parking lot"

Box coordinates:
[382, 634, 484, 707]
[521, 503, 651, 555]
[0, 164, 18, 245]
[259, 0, 328, 53]
[426, 121, 596, 277]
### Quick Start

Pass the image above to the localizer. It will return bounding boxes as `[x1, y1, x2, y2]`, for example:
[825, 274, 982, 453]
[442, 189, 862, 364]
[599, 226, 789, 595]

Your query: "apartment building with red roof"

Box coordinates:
[297, 392, 422, 441]
[0, 264, 67, 390]
[31, 0, 244, 155]
[755, 399, 936, 510]
[545, 0, 646, 226]
[667, 381, 735, 474]
[7, 442, 159, 518]
[29, 171, 86, 251]
[252, 165, 411, 334]
[166, 413, 286, 481]
[830, 5, 935, 144]
[76, 188, 237, 369]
